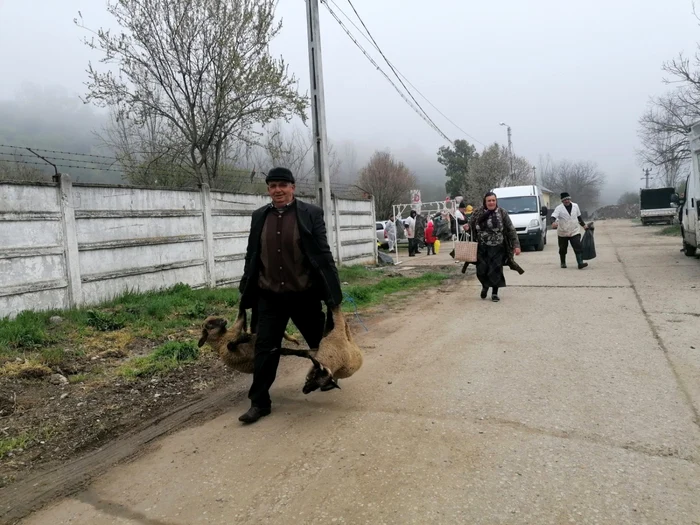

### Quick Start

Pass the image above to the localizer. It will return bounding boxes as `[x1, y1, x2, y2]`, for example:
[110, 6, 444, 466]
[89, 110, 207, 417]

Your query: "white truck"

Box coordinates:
[491, 185, 548, 251]
[673, 121, 700, 256]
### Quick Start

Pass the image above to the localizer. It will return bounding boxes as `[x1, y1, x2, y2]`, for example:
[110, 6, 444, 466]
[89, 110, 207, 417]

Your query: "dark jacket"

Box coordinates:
[239, 199, 343, 308]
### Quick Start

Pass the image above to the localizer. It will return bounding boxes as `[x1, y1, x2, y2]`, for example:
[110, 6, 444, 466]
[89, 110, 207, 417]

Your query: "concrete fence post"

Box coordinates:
[332, 194, 343, 265]
[199, 183, 217, 288]
[54, 174, 83, 308]
[369, 196, 378, 264]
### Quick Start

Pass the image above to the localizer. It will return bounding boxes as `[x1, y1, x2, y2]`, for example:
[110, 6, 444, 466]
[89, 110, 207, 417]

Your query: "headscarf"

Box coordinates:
[478, 192, 501, 231]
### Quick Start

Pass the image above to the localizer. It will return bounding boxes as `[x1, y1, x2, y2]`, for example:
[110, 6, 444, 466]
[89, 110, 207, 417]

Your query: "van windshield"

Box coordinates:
[498, 196, 538, 214]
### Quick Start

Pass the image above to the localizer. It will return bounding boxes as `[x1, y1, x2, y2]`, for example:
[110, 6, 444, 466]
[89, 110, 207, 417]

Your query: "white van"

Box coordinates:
[675, 121, 700, 256]
[491, 185, 548, 251]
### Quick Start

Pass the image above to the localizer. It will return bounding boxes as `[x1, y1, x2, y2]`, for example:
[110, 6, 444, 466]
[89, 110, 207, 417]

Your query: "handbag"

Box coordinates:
[454, 240, 478, 262]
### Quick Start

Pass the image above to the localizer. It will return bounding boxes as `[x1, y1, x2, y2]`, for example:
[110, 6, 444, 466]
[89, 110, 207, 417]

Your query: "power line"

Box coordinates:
[325, 0, 486, 147]
[340, 0, 453, 145]
[320, 1, 453, 144]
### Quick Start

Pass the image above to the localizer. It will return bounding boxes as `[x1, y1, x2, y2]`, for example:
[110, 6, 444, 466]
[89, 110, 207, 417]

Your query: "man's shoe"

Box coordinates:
[491, 294, 500, 302]
[238, 406, 271, 424]
[560, 255, 567, 268]
[480, 288, 488, 299]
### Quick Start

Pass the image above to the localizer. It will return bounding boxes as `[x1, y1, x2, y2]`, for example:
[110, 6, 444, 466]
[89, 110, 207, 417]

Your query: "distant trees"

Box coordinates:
[540, 157, 605, 212]
[617, 191, 639, 206]
[437, 140, 533, 203]
[357, 151, 417, 219]
[77, 0, 307, 188]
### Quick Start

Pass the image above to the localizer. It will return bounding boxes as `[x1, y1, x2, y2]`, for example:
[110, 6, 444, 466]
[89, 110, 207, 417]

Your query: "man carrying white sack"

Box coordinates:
[551, 191, 589, 270]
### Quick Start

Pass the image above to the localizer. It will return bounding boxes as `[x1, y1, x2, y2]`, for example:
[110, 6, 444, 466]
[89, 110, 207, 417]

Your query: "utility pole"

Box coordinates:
[642, 168, 652, 189]
[500, 122, 514, 181]
[532, 166, 537, 185]
[305, 0, 334, 245]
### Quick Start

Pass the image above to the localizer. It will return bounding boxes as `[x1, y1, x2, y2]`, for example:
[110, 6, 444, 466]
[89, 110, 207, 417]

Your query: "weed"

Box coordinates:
[68, 373, 88, 384]
[118, 341, 199, 378]
[0, 311, 47, 354]
[0, 435, 32, 459]
[86, 310, 125, 332]
[39, 348, 67, 368]
[185, 301, 207, 319]
[658, 224, 681, 236]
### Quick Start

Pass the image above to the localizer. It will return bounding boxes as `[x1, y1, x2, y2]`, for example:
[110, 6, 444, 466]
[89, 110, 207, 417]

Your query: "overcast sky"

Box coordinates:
[1, 0, 698, 198]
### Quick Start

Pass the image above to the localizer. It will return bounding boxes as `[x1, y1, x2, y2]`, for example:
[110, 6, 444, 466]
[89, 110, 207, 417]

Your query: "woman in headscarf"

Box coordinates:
[467, 192, 521, 302]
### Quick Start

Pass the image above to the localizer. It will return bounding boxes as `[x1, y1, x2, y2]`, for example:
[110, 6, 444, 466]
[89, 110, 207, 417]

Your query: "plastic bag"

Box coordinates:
[582, 223, 596, 260]
[434, 239, 441, 254]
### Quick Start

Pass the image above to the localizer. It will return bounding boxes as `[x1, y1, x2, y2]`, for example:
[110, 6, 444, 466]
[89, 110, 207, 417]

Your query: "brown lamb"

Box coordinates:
[198, 309, 309, 374]
[303, 306, 363, 394]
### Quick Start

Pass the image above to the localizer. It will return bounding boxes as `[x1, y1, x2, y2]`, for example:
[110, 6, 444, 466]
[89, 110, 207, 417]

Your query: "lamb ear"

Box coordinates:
[197, 329, 208, 348]
[310, 356, 322, 370]
[329, 379, 341, 390]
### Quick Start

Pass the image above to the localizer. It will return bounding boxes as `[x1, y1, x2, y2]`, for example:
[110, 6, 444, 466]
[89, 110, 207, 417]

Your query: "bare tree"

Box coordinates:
[77, 0, 307, 187]
[357, 151, 417, 218]
[540, 159, 605, 213]
[467, 143, 534, 202]
[0, 157, 52, 183]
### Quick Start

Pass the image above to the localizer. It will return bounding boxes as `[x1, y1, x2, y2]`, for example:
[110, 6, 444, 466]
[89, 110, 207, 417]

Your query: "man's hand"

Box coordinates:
[584, 225, 589, 230]
[514, 248, 521, 256]
[552, 222, 558, 229]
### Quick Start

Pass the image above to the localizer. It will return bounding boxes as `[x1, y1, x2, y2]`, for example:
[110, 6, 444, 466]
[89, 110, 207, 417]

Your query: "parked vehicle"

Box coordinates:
[672, 121, 700, 256]
[640, 187, 677, 225]
[491, 185, 548, 251]
[376, 221, 389, 248]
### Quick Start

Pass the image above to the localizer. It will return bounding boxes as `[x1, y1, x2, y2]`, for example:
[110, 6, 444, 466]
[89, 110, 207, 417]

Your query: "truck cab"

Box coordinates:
[492, 185, 548, 251]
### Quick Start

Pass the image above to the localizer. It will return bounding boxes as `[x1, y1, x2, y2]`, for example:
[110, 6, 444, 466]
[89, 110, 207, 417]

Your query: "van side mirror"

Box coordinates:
[670, 193, 680, 204]
[540, 206, 548, 216]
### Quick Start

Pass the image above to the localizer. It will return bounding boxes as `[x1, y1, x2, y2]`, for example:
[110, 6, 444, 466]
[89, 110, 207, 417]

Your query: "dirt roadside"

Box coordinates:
[0, 264, 461, 524]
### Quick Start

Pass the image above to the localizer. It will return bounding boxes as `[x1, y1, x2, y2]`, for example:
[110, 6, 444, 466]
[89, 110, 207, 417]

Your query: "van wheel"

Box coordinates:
[684, 241, 697, 257]
[535, 233, 545, 251]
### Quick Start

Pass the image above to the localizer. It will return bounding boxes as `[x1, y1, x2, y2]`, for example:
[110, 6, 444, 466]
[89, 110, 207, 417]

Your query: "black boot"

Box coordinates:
[576, 253, 588, 269]
[560, 254, 567, 268]
[480, 287, 488, 299]
[238, 406, 271, 424]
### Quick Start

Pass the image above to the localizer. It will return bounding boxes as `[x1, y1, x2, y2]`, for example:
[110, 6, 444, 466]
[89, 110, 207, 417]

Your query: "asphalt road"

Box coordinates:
[22, 220, 700, 525]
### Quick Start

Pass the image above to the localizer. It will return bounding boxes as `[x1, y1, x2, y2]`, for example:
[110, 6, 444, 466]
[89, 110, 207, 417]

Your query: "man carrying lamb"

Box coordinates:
[237, 167, 343, 424]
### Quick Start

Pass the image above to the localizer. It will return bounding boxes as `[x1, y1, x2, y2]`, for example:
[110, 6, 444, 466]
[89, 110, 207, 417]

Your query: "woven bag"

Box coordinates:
[454, 240, 478, 263]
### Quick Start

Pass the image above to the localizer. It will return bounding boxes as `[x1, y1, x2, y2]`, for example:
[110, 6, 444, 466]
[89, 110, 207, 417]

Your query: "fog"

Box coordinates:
[1, 0, 698, 203]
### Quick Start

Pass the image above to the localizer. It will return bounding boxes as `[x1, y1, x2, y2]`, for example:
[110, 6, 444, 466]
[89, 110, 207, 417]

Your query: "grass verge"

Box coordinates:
[657, 224, 682, 236]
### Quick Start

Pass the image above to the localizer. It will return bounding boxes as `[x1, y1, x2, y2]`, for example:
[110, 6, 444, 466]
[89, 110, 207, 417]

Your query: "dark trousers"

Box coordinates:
[558, 234, 582, 255]
[408, 238, 418, 256]
[248, 290, 325, 409]
[426, 242, 435, 255]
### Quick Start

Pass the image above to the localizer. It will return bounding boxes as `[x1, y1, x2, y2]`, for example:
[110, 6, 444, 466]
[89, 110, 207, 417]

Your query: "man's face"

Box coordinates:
[267, 181, 295, 206]
[563, 197, 572, 205]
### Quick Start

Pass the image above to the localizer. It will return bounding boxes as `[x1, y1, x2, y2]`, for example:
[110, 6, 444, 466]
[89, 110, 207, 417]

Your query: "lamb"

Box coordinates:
[198, 308, 310, 374]
[302, 306, 363, 394]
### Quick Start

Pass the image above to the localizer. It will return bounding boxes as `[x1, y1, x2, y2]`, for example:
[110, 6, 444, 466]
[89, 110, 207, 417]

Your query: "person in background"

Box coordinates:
[456, 201, 469, 240]
[551, 192, 589, 270]
[424, 216, 437, 255]
[415, 213, 426, 253]
[467, 192, 521, 302]
[385, 215, 397, 253]
[405, 210, 417, 257]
